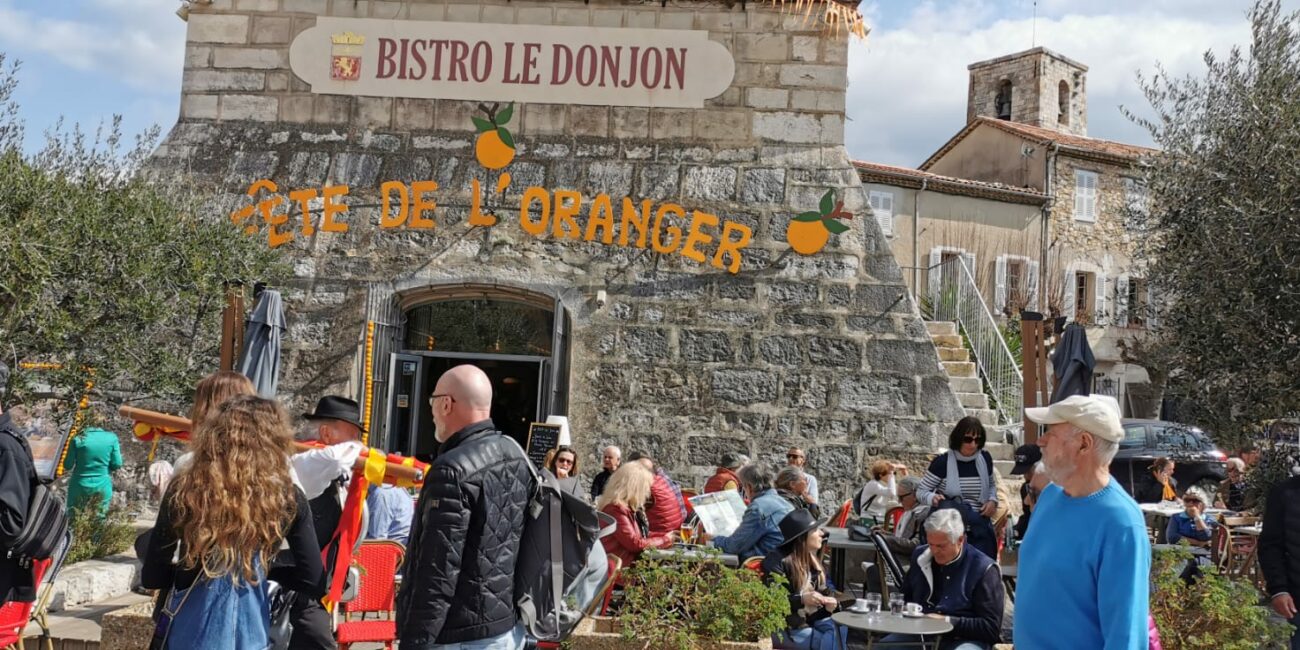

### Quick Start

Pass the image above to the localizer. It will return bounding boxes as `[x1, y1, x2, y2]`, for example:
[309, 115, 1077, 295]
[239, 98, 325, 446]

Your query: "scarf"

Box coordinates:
[945, 450, 991, 503]
[1161, 479, 1176, 502]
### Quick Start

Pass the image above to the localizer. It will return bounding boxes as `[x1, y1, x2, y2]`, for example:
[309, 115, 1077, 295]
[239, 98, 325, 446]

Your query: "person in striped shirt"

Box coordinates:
[916, 416, 1000, 560]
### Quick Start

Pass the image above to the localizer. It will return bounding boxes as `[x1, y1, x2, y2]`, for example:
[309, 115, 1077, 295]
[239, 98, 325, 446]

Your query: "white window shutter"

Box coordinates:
[960, 252, 976, 280]
[1087, 173, 1098, 221]
[1115, 275, 1130, 327]
[1094, 274, 1107, 325]
[928, 247, 943, 305]
[994, 255, 1008, 313]
[1075, 170, 1098, 222]
[1063, 269, 1076, 319]
[869, 191, 894, 237]
[1027, 261, 1040, 310]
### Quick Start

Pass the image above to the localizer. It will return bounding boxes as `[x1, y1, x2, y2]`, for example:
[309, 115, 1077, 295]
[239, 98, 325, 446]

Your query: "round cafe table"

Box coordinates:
[831, 610, 953, 650]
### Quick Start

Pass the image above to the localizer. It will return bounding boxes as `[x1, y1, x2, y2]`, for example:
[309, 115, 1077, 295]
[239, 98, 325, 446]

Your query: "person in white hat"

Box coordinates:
[1013, 394, 1150, 650]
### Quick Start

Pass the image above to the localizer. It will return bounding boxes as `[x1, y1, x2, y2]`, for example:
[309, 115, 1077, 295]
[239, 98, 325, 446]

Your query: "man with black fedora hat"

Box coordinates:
[288, 395, 367, 650]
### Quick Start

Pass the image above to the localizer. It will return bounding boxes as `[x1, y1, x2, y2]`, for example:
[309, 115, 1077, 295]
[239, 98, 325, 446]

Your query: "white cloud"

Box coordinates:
[0, 0, 184, 90]
[846, 4, 1260, 166]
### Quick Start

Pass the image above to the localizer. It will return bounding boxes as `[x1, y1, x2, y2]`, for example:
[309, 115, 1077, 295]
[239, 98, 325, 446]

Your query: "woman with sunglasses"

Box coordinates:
[545, 446, 583, 496]
[916, 416, 1000, 560]
[1166, 486, 1216, 547]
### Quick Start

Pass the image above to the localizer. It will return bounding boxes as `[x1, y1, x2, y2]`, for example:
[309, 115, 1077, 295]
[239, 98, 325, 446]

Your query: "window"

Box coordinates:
[1058, 80, 1070, 125]
[995, 255, 1037, 314]
[995, 80, 1012, 120]
[1007, 259, 1025, 301]
[1075, 272, 1090, 317]
[1123, 178, 1148, 230]
[1069, 270, 1103, 323]
[869, 190, 895, 237]
[1127, 278, 1147, 327]
[1121, 425, 1148, 450]
[404, 299, 554, 355]
[1074, 169, 1098, 222]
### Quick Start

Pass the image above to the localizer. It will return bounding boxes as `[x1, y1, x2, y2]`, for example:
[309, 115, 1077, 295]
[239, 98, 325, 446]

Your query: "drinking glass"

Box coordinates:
[889, 592, 904, 615]
[864, 593, 882, 614]
[679, 525, 695, 544]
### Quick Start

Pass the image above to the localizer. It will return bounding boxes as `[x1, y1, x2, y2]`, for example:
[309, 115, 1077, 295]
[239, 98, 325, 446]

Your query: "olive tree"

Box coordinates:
[1123, 1, 1300, 452]
[0, 54, 283, 405]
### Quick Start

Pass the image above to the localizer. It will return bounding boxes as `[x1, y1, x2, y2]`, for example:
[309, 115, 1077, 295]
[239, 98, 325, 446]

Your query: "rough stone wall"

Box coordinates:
[966, 49, 1087, 137]
[149, 0, 965, 503]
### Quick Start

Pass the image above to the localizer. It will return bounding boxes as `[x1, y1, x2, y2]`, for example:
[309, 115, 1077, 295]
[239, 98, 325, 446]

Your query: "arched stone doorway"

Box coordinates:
[385, 283, 570, 459]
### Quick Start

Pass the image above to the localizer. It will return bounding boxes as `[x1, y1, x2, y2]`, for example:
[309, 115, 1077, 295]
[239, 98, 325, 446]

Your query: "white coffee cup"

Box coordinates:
[904, 602, 923, 616]
[853, 598, 868, 611]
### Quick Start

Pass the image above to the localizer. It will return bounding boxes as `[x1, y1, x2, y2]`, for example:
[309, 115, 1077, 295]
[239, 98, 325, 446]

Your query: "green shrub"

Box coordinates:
[66, 495, 137, 565]
[619, 553, 789, 650]
[1150, 549, 1293, 650]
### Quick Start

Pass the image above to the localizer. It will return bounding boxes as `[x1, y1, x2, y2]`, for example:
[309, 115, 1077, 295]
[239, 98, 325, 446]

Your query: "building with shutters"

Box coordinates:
[856, 47, 1159, 416]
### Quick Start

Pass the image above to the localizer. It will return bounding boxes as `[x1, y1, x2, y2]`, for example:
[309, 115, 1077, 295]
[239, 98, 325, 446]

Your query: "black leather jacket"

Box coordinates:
[396, 420, 533, 647]
[0, 414, 34, 602]
[1260, 476, 1300, 599]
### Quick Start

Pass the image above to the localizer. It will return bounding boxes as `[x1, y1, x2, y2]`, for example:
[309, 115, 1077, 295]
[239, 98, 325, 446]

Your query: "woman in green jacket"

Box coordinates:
[65, 425, 123, 517]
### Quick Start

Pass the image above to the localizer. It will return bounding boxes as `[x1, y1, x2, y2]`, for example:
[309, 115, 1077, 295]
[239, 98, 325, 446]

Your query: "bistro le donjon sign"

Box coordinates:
[289, 17, 737, 107]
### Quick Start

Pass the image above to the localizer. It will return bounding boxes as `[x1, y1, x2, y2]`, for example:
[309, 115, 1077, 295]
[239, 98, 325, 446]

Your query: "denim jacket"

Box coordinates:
[713, 489, 794, 560]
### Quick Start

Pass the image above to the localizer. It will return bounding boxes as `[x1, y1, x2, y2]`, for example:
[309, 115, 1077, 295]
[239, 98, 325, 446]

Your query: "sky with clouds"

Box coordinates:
[1, 0, 1294, 165]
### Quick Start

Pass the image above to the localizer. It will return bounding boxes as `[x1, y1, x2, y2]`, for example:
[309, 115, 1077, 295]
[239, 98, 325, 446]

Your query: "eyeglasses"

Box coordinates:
[787, 454, 804, 460]
[429, 393, 456, 404]
[898, 492, 914, 499]
[962, 436, 983, 444]
[556, 457, 574, 465]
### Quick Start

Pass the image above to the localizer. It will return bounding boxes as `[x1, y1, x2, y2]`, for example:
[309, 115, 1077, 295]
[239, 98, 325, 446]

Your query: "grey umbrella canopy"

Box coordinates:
[237, 289, 286, 398]
[1049, 322, 1096, 403]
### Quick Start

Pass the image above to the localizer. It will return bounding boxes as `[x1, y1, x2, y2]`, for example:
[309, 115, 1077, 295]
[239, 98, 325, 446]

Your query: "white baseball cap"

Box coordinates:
[1024, 394, 1124, 443]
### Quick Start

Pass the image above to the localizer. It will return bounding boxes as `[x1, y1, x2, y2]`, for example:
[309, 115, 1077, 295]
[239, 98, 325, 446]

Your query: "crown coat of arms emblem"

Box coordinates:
[330, 31, 365, 81]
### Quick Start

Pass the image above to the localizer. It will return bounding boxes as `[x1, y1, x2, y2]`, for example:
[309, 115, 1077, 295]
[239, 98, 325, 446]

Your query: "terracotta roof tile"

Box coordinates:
[852, 160, 1048, 205]
[920, 117, 1157, 170]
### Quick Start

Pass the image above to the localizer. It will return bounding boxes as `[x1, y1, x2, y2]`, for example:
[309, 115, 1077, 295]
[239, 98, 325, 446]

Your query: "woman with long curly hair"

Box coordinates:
[189, 371, 256, 428]
[141, 395, 323, 649]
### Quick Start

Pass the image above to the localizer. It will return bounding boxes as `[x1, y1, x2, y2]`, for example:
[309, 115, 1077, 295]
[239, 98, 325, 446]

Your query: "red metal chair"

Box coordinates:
[336, 540, 405, 650]
[0, 557, 51, 650]
[885, 506, 904, 532]
[832, 499, 854, 527]
[680, 488, 698, 518]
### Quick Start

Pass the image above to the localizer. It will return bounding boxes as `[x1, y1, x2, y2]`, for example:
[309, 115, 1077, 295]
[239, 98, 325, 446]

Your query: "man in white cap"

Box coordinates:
[1014, 394, 1150, 650]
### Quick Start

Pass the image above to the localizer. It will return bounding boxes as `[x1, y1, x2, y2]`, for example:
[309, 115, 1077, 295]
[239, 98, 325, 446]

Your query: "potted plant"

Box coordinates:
[1149, 548, 1293, 649]
[569, 552, 788, 650]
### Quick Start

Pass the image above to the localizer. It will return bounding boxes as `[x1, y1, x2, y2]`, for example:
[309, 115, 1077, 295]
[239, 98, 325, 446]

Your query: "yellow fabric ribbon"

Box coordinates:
[1162, 480, 1176, 501]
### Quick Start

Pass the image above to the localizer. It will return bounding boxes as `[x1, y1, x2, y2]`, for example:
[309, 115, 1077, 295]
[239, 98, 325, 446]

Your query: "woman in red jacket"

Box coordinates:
[596, 464, 675, 567]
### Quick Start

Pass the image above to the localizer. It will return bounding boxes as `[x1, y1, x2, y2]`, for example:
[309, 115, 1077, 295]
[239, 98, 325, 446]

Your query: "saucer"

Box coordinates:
[902, 611, 925, 618]
[845, 606, 869, 614]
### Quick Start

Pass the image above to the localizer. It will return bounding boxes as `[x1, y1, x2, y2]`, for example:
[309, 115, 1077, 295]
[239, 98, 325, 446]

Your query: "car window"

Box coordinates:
[1122, 425, 1148, 449]
[1155, 426, 1202, 453]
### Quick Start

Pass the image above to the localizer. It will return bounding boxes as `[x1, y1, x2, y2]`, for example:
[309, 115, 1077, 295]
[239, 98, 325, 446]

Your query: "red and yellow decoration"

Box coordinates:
[330, 31, 365, 81]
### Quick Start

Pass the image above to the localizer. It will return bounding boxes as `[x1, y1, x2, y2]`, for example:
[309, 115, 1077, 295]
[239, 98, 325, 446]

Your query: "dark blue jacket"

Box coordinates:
[902, 543, 1004, 644]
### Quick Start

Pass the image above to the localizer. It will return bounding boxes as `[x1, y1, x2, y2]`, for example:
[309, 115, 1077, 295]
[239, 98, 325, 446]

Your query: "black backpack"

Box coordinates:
[507, 438, 615, 642]
[3, 429, 69, 564]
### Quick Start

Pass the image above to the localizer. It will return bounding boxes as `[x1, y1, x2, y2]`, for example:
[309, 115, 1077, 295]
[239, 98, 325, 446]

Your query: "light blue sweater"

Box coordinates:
[1014, 479, 1150, 650]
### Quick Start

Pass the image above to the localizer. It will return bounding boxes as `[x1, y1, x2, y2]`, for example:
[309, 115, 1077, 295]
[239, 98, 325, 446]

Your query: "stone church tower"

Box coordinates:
[966, 47, 1088, 136]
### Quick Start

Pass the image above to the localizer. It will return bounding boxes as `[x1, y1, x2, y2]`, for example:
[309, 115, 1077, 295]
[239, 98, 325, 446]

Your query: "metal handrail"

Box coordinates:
[926, 258, 1023, 425]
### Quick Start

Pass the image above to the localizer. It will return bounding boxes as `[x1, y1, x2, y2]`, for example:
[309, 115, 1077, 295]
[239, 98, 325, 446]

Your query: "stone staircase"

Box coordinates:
[927, 321, 998, 427]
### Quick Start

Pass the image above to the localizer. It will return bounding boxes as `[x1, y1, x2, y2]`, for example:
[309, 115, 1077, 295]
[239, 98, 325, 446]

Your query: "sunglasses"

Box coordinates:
[962, 436, 983, 443]
[556, 457, 574, 465]
[787, 454, 804, 459]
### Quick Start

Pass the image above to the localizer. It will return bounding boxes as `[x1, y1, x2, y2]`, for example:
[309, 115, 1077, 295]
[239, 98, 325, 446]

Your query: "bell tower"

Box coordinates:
[966, 47, 1088, 136]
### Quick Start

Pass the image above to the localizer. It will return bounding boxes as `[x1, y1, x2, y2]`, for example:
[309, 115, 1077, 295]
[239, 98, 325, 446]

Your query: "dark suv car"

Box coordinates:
[1112, 419, 1228, 497]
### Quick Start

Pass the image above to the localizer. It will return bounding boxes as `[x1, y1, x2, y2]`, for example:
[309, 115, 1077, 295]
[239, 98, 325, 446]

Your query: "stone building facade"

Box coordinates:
[148, 0, 964, 499]
[915, 47, 1158, 415]
[967, 47, 1088, 138]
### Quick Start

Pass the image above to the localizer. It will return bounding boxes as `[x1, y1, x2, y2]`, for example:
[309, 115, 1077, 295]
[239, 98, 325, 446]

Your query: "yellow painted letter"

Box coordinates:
[380, 182, 409, 228]
[468, 178, 498, 227]
[551, 190, 582, 240]
[409, 180, 438, 229]
[320, 185, 350, 233]
[585, 194, 616, 244]
[713, 221, 754, 274]
[520, 186, 551, 236]
[680, 210, 719, 264]
[288, 188, 319, 237]
[619, 198, 651, 248]
[651, 203, 685, 254]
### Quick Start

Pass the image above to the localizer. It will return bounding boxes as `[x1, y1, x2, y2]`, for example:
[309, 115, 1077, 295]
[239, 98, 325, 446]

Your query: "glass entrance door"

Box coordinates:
[385, 353, 425, 457]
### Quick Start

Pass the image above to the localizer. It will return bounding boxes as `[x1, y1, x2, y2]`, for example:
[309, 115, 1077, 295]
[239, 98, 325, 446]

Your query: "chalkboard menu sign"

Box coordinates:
[525, 422, 563, 469]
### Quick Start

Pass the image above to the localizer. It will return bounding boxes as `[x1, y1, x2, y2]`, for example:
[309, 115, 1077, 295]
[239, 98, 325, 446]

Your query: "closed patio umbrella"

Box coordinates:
[1049, 322, 1096, 403]
[237, 288, 286, 398]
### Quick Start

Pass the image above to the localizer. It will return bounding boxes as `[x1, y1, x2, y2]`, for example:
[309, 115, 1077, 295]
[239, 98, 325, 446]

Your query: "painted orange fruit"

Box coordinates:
[787, 219, 832, 255]
[475, 130, 515, 170]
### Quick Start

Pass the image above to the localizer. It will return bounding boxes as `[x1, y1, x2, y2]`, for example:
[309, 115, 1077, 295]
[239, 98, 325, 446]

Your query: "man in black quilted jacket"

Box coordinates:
[0, 362, 36, 603]
[1260, 473, 1300, 650]
[396, 364, 532, 649]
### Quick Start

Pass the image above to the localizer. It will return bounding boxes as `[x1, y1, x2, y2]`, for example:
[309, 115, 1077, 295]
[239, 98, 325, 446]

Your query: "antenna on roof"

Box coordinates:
[1031, 0, 1038, 47]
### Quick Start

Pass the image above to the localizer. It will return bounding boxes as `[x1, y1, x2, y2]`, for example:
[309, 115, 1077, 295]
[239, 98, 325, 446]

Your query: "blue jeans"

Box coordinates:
[1290, 613, 1300, 650]
[878, 634, 990, 650]
[430, 624, 525, 650]
[773, 617, 846, 650]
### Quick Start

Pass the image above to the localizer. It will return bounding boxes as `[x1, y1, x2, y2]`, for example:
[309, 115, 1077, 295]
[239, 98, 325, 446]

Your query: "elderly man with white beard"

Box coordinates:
[1014, 395, 1150, 650]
